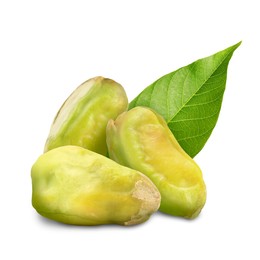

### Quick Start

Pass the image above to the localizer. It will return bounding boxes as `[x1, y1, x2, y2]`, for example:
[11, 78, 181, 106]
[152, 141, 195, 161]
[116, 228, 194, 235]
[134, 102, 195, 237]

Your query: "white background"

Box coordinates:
[1, 0, 259, 259]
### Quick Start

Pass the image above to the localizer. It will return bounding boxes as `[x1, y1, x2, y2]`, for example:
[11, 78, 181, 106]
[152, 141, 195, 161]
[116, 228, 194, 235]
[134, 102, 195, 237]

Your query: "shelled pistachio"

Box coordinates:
[44, 76, 128, 155]
[106, 107, 206, 219]
[31, 145, 161, 226]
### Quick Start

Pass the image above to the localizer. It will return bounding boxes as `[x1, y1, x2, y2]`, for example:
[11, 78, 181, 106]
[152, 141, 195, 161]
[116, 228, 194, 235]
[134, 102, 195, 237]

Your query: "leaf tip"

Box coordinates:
[231, 41, 242, 51]
[235, 40, 242, 46]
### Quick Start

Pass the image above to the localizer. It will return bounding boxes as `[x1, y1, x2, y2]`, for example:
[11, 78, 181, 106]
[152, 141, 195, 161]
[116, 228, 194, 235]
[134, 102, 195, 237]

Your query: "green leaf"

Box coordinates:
[129, 42, 241, 157]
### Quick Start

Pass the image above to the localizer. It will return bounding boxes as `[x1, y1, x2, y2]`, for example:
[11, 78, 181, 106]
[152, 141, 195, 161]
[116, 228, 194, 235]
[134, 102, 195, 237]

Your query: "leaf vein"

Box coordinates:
[178, 127, 215, 142]
[207, 70, 226, 79]
[172, 111, 220, 123]
[194, 85, 224, 96]
[181, 63, 196, 106]
[184, 95, 223, 107]
[149, 83, 156, 107]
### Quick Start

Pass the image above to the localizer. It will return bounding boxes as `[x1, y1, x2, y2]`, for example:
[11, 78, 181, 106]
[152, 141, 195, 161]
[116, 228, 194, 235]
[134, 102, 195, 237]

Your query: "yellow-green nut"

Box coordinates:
[106, 107, 207, 219]
[44, 76, 128, 155]
[31, 145, 161, 226]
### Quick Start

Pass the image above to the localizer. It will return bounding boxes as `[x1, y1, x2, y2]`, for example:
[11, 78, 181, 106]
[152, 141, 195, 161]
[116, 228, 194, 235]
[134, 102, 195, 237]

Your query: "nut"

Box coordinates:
[106, 106, 206, 219]
[31, 145, 161, 225]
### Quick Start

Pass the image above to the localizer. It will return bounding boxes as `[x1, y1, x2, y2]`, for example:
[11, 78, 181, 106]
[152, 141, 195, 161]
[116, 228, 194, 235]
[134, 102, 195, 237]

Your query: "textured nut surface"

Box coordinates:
[106, 106, 206, 219]
[31, 145, 160, 226]
[44, 76, 128, 155]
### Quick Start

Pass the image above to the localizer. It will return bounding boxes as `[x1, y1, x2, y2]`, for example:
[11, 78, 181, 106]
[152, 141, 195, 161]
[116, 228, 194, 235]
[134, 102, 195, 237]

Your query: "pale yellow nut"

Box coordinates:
[31, 145, 161, 226]
[106, 106, 206, 219]
[44, 76, 128, 156]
